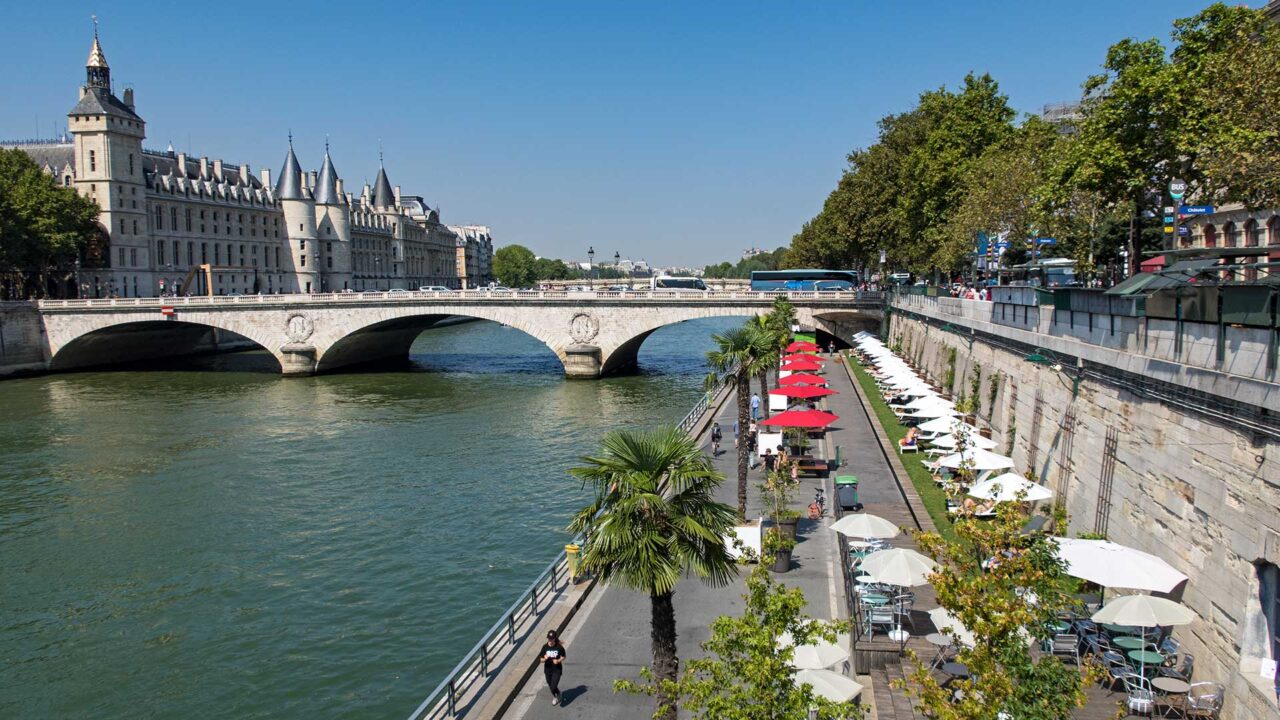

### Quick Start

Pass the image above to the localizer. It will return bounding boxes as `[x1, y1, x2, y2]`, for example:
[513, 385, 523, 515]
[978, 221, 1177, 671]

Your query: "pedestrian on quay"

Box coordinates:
[541, 630, 567, 706]
[763, 448, 775, 474]
[733, 419, 740, 448]
[750, 393, 761, 421]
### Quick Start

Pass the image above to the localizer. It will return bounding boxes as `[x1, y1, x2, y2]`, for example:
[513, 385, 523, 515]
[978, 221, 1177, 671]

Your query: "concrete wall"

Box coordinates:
[0, 303, 47, 376]
[886, 298, 1280, 720]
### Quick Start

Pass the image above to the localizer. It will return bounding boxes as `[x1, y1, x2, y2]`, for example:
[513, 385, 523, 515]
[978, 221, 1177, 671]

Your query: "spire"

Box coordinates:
[314, 145, 341, 205]
[275, 142, 304, 200]
[85, 16, 111, 90]
[372, 163, 394, 208]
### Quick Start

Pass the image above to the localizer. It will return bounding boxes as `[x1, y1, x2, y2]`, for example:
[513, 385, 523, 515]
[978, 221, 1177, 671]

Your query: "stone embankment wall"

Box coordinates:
[0, 303, 47, 376]
[888, 297, 1279, 720]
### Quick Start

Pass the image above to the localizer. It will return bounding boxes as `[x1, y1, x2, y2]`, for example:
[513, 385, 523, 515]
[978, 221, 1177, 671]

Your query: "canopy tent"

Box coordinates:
[967, 473, 1053, 502]
[936, 448, 1015, 471]
[778, 373, 828, 387]
[830, 513, 900, 539]
[760, 409, 839, 428]
[1053, 538, 1189, 592]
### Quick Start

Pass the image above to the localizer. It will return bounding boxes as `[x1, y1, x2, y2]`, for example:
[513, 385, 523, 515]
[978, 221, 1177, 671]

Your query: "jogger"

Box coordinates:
[541, 630, 567, 705]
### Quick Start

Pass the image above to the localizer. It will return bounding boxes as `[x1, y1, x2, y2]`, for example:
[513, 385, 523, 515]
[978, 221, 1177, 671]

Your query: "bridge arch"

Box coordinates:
[47, 317, 282, 372]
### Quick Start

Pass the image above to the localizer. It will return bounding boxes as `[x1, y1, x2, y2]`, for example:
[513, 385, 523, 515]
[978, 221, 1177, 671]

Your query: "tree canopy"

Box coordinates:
[788, 3, 1280, 278]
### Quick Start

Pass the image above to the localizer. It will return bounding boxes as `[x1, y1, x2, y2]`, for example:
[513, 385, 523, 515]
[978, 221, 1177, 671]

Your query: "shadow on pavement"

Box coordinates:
[559, 685, 588, 707]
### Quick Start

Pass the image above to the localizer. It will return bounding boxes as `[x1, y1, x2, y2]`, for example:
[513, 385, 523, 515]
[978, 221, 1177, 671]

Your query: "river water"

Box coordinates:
[0, 317, 737, 719]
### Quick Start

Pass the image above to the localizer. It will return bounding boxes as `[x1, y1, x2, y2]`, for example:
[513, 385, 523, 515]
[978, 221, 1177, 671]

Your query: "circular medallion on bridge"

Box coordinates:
[285, 312, 315, 343]
[569, 312, 599, 344]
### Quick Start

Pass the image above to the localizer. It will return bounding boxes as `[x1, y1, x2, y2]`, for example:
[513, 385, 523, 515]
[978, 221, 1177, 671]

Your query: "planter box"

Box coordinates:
[728, 518, 763, 561]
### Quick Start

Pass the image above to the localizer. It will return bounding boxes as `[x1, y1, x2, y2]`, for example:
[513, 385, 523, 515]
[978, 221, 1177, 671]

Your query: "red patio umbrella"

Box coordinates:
[783, 353, 823, 363]
[787, 341, 819, 352]
[759, 409, 839, 428]
[778, 373, 827, 386]
[780, 360, 823, 372]
[769, 385, 837, 399]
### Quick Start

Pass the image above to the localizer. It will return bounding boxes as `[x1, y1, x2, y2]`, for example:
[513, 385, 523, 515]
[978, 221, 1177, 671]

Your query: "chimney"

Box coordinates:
[213, 159, 224, 181]
[309, 170, 318, 189]
[261, 168, 271, 186]
[394, 185, 401, 206]
[335, 178, 344, 196]
[123, 87, 135, 109]
[199, 156, 209, 179]
[79, 86, 87, 100]
[240, 163, 251, 185]
[177, 153, 188, 177]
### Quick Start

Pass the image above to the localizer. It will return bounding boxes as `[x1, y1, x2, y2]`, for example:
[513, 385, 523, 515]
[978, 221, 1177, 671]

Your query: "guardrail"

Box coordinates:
[405, 380, 725, 720]
[36, 290, 884, 310]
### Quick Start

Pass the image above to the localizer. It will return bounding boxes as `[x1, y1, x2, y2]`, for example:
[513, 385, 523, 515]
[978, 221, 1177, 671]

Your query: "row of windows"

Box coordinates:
[150, 204, 280, 237]
[1197, 216, 1279, 248]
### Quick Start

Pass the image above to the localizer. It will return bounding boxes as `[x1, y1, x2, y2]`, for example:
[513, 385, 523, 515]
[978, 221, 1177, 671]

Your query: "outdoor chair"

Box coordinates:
[1159, 636, 1180, 658]
[1050, 633, 1080, 666]
[1103, 661, 1134, 694]
[1158, 652, 1194, 682]
[868, 606, 896, 637]
[893, 595, 916, 632]
[1184, 681, 1224, 718]
[1121, 673, 1156, 716]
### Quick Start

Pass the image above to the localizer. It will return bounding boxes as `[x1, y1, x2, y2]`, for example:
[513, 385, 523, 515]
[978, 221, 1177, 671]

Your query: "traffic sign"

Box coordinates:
[1163, 226, 1175, 234]
[1163, 206, 1176, 214]
[1178, 226, 1190, 236]
[995, 241, 1010, 249]
[1179, 205, 1214, 215]
[1163, 216, 1175, 224]
[1035, 237, 1057, 245]
[1169, 178, 1187, 199]
[160, 306, 176, 316]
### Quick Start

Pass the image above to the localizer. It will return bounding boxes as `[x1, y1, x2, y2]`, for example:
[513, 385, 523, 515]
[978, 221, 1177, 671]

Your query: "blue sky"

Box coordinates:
[1, 0, 1231, 266]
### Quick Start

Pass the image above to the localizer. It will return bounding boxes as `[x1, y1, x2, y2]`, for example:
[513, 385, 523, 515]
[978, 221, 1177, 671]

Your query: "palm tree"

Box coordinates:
[746, 314, 781, 401]
[567, 427, 739, 720]
[706, 326, 772, 517]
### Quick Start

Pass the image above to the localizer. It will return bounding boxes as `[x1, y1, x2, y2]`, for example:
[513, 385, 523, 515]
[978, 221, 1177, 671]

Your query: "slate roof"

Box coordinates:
[68, 87, 142, 121]
[372, 166, 394, 208]
[276, 146, 304, 200]
[314, 151, 341, 205]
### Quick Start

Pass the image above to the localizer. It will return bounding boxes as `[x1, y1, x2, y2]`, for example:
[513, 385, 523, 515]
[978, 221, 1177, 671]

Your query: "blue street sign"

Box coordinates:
[995, 241, 1010, 249]
[1178, 205, 1215, 215]
[1035, 237, 1057, 245]
[1178, 226, 1190, 236]
[1163, 216, 1175, 224]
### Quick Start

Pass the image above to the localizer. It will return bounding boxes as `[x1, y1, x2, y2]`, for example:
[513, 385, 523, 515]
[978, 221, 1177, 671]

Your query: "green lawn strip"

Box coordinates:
[846, 357, 959, 544]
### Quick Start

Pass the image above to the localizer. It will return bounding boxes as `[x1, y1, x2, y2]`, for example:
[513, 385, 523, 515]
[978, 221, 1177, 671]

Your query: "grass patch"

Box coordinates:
[845, 353, 959, 544]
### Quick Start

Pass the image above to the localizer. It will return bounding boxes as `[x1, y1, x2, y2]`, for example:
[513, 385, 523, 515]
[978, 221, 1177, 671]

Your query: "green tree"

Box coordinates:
[899, 497, 1101, 719]
[567, 427, 739, 720]
[491, 244, 537, 288]
[706, 326, 773, 518]
[0, 148, 101, 298]
[619, 560, 861, 720]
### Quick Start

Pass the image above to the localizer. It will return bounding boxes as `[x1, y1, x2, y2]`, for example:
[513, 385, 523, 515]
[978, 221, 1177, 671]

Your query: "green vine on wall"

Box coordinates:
[943, 347, 957, 392]
[969, 367, 983, 417]
[987, 373, 1001, 420]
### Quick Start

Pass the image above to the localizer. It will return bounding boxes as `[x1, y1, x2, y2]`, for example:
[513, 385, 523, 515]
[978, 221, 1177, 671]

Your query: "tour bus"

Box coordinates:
[749, 269, 859, 292]
[650, 275, 709, 291]
[999, 258, 1079, 288]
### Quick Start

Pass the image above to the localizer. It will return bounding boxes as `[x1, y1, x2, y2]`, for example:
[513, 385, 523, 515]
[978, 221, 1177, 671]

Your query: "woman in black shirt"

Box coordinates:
[540, 630, 567, 705]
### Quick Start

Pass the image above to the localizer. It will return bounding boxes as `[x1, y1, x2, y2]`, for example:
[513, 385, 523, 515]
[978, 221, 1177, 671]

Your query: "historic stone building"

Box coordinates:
[3, 31, 491, 297]
[448, 225, 495, 289]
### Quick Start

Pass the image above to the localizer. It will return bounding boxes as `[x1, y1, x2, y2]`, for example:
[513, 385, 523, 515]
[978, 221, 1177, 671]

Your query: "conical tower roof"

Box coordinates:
[372, 165, 394, 208]
[276, 144, 304, 200]
[314, 148, 341, 205]
[86, 35, 108, 68]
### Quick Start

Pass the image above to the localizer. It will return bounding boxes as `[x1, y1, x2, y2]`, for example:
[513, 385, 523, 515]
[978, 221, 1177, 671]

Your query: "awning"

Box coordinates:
[1104, 259, 1220, 296]
[1139, 254, 1167, 272]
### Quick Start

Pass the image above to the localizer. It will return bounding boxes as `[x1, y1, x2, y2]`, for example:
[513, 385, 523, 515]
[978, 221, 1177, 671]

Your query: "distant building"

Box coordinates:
[447, 225, 495, 288]
[741, 247, 767, 260]
[1, 28, 492, 297]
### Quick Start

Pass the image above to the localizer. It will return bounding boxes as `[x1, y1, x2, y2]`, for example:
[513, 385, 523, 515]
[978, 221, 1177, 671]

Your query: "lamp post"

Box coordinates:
[1024, 347, 1083, 398]
[587, 246, 595, 289]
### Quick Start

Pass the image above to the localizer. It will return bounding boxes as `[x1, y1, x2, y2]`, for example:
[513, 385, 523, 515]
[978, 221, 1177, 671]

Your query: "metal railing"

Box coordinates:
[404, 382, 725, 720]
[36, 290, 884, 311]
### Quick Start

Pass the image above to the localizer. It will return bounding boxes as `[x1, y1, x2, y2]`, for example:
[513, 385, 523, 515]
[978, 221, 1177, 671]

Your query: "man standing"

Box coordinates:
[750, 393, 761, 421]
[541, 630, 567, 706]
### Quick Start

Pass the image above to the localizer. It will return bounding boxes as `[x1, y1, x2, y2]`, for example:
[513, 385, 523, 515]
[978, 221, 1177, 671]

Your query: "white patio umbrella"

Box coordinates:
[905, 396, 954, 411]
[917, 416, 970, 435]
[895, 385, 935, 398]
[859, 548, 937, 587]
[967, 473, 1053, 503]
[830, 513, 900, 539]
[936, 448, 1016, 471]
[928, 607, 976, 647]
[1053, 538, 1189, 592]
[905, 406, 960, 420]
[1092, 595, 1195, 676]
[930, 432, 998, 450]
[794, 669, 864, 703]
[777, 632, 851, 670]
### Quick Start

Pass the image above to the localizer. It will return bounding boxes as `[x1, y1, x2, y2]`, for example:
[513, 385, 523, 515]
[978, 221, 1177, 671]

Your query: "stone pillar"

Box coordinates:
[279, 343, 317, 376]
[563, 344, 602, 379]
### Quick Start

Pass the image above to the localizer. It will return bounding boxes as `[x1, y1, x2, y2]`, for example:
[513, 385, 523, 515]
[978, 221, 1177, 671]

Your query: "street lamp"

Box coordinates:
[1024, 347, 1083, 398]
[587, 246, 595, 289]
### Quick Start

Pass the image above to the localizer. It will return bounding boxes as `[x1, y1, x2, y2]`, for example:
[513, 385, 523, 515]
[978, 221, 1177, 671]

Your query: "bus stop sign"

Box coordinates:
[1169, 178, 1187, 199]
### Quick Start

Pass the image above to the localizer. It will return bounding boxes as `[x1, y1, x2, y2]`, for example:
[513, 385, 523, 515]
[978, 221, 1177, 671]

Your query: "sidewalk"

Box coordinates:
[501, 389, 844, 719]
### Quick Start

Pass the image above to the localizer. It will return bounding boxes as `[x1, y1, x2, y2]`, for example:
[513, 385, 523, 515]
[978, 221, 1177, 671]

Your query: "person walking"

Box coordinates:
[750, 393, 761, 422]
[541, 630, 567, 706]
[710, 423, 723, 456]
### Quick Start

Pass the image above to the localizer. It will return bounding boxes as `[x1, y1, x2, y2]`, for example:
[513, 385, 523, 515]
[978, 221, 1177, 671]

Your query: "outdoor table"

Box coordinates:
[1128, 649, 1165, 671]
[1151, 677, 1190, 718]
[940, 662, 970, 680]
[1112, 636, 1148, 651]
[859, 593, 890, 606]
[1103, 623, 1139, 635]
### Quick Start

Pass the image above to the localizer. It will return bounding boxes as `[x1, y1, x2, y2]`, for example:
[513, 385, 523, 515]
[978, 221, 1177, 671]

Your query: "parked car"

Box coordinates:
[387, 288, 410, 294]
[418, 286, 454, 292]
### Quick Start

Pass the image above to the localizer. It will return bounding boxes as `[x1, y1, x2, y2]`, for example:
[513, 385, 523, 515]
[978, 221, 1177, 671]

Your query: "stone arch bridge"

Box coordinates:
[35, 290, 883, 378]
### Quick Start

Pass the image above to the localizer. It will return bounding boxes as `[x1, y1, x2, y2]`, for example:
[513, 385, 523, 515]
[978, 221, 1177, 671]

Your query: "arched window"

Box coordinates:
[1203, 224, 1217, 248]
[1224, 221, 1240, 247]
[1268, 216, 1280, 246]
[1244, 220, 1259, 247]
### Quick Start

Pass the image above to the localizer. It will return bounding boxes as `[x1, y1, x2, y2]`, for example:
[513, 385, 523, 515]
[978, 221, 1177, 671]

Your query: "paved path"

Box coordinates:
[502, 386, 846, 719]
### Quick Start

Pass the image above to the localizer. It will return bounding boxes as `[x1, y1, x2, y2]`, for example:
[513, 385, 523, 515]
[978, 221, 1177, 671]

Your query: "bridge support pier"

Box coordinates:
[563, 344, 602, 379]
[279, 344, 317, 376]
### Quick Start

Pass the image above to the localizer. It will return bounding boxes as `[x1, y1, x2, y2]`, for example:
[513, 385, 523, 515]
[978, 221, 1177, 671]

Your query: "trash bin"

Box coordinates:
[835, 475, 860, 511]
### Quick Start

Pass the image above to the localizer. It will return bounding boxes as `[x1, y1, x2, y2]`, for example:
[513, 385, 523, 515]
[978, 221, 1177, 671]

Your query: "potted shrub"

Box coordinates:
[760, 468, 800, 541]
[774, 508, 801, 541]
[764, 527, 795, 573]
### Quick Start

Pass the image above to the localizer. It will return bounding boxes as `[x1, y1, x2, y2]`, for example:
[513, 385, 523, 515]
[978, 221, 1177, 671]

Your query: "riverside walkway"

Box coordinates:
[500, 354, 924, 719]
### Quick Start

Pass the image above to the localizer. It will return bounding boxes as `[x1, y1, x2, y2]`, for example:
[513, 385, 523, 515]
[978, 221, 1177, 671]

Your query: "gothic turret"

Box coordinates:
[313, 144, 352, 291]
[86, 30, 110, 90]
[372, 165, 395, 209]
[277, 139, 318, 292]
